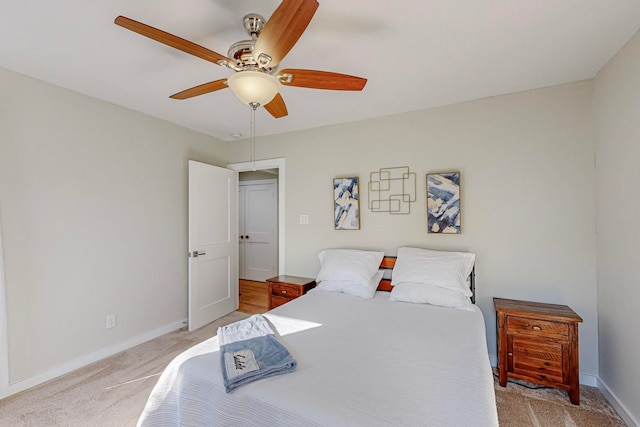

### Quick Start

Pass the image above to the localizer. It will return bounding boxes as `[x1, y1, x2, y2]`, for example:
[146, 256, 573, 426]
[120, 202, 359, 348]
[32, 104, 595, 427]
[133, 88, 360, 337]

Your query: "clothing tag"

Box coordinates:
[224, 349, 259, 379]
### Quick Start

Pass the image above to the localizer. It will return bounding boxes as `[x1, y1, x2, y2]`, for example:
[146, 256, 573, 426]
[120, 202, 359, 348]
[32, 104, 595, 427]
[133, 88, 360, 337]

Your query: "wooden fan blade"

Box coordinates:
[279, 69, 367, 91]
[115, 16, 234, 66]
[264, 93, 288, 118]
[252, 0, 319, 68]
[169, 79, 228, 100]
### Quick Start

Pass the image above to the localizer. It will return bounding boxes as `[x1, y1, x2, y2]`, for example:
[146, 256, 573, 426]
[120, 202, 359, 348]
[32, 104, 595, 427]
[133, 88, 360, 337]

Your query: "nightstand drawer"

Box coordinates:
[266, 276, 315, 310]
[271, 283, 302, 298]
[509, 336, 564, 383]
[270, 295, 291, 308]
[507, 316, 569, 339]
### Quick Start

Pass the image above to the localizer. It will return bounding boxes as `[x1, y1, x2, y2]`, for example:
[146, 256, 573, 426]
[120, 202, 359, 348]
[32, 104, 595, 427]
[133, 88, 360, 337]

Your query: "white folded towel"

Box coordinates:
[217, 314, 274, 346]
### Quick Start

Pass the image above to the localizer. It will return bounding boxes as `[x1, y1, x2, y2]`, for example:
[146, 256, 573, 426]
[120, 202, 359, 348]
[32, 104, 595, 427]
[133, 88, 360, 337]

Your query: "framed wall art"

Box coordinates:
[334, 177, 360, 230]
[427, 172, 461, 234]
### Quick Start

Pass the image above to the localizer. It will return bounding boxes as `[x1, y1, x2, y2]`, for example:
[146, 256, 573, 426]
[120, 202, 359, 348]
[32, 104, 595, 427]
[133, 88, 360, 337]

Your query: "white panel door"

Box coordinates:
[239, 181, 277, 281]
[188, 161, 238, 331]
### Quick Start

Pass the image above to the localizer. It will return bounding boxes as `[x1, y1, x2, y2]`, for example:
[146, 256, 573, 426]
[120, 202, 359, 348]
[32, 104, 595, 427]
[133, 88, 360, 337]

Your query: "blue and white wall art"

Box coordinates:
[334, 177, 360, 230]
[427, 172, 461, 234]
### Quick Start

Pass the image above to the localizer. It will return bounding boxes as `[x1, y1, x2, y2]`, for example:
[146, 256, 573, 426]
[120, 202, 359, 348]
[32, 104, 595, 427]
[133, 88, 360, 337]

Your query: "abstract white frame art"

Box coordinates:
[427, 172, 461, 234]
[334, 177, 360, 230]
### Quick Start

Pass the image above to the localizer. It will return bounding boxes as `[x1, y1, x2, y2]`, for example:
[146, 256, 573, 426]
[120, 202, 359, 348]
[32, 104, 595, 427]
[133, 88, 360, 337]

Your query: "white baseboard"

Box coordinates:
[0, 319, 186, 400]
[488, 354, 597, 386]
[579, 373, 598, 387]
[598, 377, 640, 427]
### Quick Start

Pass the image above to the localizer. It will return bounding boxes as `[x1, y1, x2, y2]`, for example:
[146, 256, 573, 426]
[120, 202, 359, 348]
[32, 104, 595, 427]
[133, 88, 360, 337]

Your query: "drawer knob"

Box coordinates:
[281, 290, 287, 294]
[531, 325, 542, 331]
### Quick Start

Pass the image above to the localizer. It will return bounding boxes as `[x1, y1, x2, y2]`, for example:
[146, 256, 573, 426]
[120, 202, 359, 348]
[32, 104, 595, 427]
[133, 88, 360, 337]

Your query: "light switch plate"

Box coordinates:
[299, 214, 309, 225]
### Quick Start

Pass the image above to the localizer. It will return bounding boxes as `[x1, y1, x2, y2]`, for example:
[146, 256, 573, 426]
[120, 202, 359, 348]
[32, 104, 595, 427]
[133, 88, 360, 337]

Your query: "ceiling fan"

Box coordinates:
[114, 0, 367, 119]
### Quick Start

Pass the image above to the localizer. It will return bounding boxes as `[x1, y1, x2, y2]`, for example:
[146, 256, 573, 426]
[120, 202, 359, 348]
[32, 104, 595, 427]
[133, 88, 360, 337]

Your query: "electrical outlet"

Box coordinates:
[106, 314, 116, 329]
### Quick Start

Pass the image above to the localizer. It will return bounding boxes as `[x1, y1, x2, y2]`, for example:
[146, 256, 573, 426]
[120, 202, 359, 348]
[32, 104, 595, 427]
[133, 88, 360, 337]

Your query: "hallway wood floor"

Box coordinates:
[238, 280, 269, 315]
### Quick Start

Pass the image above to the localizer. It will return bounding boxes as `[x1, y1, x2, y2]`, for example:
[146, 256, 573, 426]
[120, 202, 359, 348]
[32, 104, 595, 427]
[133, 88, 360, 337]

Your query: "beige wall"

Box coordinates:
[229, 81, 599, 377]
[593, 30, 640, 422]
[0, 68, 227, 383]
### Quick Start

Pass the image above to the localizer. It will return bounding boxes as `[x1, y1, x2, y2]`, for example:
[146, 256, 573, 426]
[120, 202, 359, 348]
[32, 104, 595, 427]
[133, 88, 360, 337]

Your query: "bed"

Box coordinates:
[138, 248, 499, 426]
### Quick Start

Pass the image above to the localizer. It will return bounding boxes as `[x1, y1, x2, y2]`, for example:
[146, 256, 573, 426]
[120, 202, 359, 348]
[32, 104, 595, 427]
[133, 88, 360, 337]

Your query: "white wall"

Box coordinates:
[0, 221, 8, 391]
[228, 81, 599, 377]
[593, 30, 640, 423]
[0, 68, 227, 384]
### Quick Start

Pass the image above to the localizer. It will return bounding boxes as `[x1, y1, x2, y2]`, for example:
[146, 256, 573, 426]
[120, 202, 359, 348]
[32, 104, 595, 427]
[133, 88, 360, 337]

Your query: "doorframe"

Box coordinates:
[227, 158, 285, 275]
[0, 220, 9, 393]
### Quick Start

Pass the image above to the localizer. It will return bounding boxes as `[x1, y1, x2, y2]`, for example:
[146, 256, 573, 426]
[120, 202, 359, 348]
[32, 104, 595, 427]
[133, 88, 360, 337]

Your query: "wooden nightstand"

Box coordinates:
[494, 297, 583, 405]
[266, 275, 316, 309]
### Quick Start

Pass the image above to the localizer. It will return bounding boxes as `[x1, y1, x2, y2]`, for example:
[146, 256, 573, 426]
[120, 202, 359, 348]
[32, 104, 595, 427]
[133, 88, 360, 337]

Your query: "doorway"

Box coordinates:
[227, 158, 286, 275]
[239, 178, 278, 281]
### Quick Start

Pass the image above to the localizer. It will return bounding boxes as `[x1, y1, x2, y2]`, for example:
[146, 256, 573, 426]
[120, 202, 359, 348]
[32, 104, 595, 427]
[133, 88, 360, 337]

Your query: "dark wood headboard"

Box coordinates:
[375, 256, 476, 304]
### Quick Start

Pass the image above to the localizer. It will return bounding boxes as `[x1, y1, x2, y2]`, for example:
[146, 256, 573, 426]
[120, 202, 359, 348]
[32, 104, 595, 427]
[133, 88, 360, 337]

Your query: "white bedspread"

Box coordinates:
[138, 291, 499, 426]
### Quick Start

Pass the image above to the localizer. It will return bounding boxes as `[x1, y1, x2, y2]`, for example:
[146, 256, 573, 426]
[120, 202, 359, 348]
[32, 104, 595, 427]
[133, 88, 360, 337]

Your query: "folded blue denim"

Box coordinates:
[218, 315, 297, 393]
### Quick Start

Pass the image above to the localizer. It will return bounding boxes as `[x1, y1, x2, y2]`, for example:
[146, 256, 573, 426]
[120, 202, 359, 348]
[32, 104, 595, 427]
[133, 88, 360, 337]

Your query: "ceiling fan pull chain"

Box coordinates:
[249, 102, 258, 171]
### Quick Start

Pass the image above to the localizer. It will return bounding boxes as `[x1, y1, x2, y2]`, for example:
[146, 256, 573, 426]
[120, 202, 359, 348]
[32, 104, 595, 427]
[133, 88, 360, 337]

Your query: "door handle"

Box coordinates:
[189, 251, 207, 258]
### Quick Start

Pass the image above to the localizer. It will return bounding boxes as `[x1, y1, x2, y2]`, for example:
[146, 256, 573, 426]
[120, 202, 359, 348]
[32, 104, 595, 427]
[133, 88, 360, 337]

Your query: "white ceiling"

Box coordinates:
[2, 1, 639, 141]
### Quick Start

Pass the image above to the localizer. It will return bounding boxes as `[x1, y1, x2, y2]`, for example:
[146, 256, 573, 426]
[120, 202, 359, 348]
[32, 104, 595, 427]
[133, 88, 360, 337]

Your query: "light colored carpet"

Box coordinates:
[0, 311, 627, 426]
[494, 372, 627, 426]
[0, 311, 250, 427]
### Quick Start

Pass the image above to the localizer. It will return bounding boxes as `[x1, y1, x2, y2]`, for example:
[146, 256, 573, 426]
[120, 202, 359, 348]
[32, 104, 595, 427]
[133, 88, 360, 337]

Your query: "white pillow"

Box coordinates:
[389, 283, 474, 311]
[316, 249, 385, 284]
[314, 271, 385, 299]
[391, 247, 475, 297]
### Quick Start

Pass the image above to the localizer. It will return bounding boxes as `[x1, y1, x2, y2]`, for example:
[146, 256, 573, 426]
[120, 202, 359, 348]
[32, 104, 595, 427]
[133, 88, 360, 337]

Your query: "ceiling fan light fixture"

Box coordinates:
[227, 71, 280, 106]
